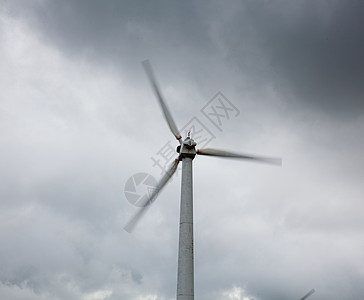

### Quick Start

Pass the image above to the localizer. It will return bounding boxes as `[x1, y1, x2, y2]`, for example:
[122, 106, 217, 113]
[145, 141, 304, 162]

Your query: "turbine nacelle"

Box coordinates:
[177, 136, 197, 160]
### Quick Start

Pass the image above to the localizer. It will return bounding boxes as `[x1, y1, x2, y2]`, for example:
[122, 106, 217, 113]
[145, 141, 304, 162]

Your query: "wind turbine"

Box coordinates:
[124, 60, 282, 300]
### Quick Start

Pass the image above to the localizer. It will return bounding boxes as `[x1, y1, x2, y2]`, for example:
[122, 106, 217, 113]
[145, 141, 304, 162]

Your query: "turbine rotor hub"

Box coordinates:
[178, 136, 196, 160]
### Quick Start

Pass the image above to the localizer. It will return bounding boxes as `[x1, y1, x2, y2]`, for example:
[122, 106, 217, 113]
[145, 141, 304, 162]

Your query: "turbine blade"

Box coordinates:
[142, 60, 182, 143]
[299, 289, 315, 300]
[197, 148, 282, 166]
[124, 158, 180, 233]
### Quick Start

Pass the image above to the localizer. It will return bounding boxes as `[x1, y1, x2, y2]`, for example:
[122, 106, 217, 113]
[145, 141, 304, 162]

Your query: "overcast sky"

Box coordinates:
[1, 1, 364, 299]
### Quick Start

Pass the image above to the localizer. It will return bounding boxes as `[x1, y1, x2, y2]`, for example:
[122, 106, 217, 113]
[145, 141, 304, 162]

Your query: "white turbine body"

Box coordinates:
[177, 138, 196, 299]
[124, 60, 284, 299]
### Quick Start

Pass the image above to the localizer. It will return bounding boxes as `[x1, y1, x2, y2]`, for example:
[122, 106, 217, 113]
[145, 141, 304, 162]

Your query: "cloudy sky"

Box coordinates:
[1, 1, 364, 299]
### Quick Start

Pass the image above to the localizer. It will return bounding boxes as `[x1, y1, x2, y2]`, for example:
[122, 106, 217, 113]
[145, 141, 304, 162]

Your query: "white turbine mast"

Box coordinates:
[125, 60, 282, 300]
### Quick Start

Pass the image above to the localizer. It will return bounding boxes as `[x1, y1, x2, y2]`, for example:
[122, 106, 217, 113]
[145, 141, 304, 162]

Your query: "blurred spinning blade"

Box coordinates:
[197, 148, 282, 165]
[124, 159, 180, 233]
[142, 60, 182, 144]
[299, 289, 315, 300]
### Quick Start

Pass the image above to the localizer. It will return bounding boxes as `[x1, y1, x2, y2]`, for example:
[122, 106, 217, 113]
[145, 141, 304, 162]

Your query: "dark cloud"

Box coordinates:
[237, 1, 364, 114]
[7, 0, 364, 116]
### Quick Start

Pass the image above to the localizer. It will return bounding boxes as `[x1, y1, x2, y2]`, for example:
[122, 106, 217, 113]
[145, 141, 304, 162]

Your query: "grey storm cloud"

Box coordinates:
[8, 0, 364, 115]
[1, 1, 364, 300]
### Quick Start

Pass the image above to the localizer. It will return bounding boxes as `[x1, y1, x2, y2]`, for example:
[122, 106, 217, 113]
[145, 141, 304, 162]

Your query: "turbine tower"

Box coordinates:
[125, 60, 282, 300]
